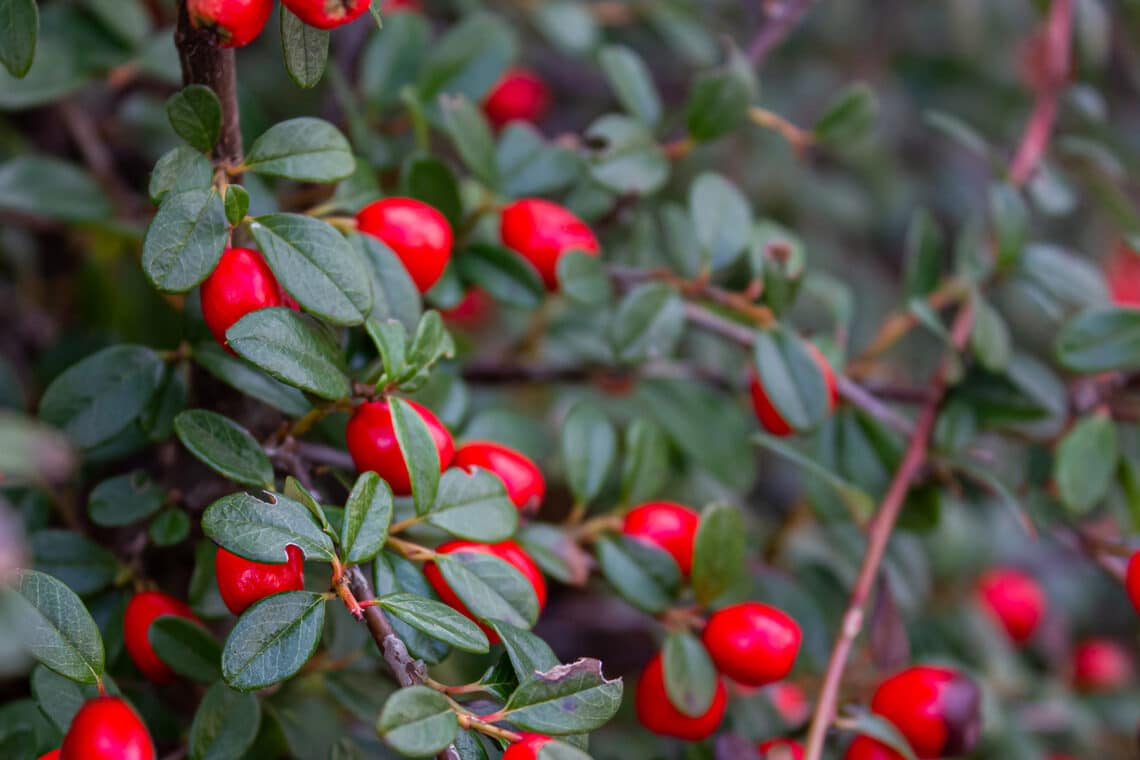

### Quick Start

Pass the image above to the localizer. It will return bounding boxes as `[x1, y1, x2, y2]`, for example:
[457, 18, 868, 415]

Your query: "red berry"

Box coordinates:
[635, 652, 727, 741]
[1073, 638, 1133, 691]
[383, 0, 422, 11]
[187, 0, 274, 47]
[768, 682, 810, 726]
[441, 288, 494, 327]
[843, 736, 906, 760]
[423, 540, 547, 644]
[502, 733, 552, 760]
[702, 603, 802, 687]
[1105, 241, 1140, 307]
[281, 0, 372, 29]
[758, 738, 804, 760]
[453, 441, 545, 511]
[500, 199, 599, 290]
[976, 568, 1046, 645]
[60, 697, 154, 760]
[123, 591, 199, 684]
[1126, 550, 1140, 614]
[346, 400, 455, 495]
[483, 68, 551, 129]
[38, 751, 60, 760]
[356, 198, 453, 293]
[750, 342, 838, 436]
[870, 666, 981, 759]
[215, 545, 305, 615]
[200, 247, 291, 349]
[621, 501, 700, 575]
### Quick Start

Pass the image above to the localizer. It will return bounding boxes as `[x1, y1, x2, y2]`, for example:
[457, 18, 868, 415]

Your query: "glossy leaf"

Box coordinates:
[426, 468, 518, 542]
[245, 118, 354, 182]
[378, 593, 490, 653]
[7, 569, 103, 683]
[376, 686, 458, 757]
[174, 410, 274, 488]
[436, 551, 539, 629]
[691, 502, 745, 605]
[202, 490, 337, 563]
[503, 658, 623, 734]
[142, 189, 228, 293]
[390, 397, 442, 515]
[226, 308, 351, 400]
[165, 85, 221, 153]
[280, 7, 328, 89]
[560, 402, 617, 505]
[341, 472, 393, 563]
[221, 591, 326, 691]
[662, 630, 717, 717]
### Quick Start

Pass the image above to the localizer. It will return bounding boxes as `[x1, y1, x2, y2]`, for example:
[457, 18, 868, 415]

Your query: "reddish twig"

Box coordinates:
[1008, 0, 1074, 186]
[748, 0, 817, 66]
[801, 304, 974, 760]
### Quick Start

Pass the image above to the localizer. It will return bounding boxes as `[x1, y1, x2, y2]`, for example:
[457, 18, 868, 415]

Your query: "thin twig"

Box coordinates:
[801, 303, 974, 760]
[747, 0, 817, 67]
[345, 566, 461, 760]
[57, 100, 138, 215]
[1008, 0, 1074, 186]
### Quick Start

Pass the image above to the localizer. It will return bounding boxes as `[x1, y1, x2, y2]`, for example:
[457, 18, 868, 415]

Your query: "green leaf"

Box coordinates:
[585, 114, 668, 195]
[532, 0, 599, 54]
[193, 342, 312, 417]
[407, 310, 455, 374]
[142, 189, 228, 293]
[662, 631, 717, 717]
[359, 11, 430, 107]
[441, 95, 497, 187]
[202, 490, 337, 563]
[608, 282, 686, 363]
[691, 172, 752, 270]
[686, 64, 751, 142]
[149, 146, 214, 204]
[373, 552, 451, 664]
[0, 0, 38, 78]
[221, 591, 326, 691]
[814, 82, 878, 145]
[249, 213, 372, 324]
[496, 123, 581, 198]
[224, 185, 249, 225]
[30, 664, 102, 734]
[357, 234, 423, 332]
[378, 593, 490, 653]
[401, 155, 463, 226]
[280, 6, 328, 89]
[969, 296, 1011, 372]
[245, 118, 354, 182]
[1055, 414, 1118, 515]
[0, 155, 110, 223]
[556, 250, 611, 306]
[903, 208, 944, 298]
[165, 85, 222, 153]
[487, 619, 558, 682]
[341, 472, 393, 563]
[367, 318, 409, 382]
[503, 658, 623, 734]
[560, 402, 617, 505]
[619, 418, 669, 505]
[174, 410, 274, 488]
[189, 682, 262, 760]
[1056, 307, 1140, 373]
[752, 326, 830, 432]
[598, 45, 662, 127]
[149, 616, 222, 684]
[417, 11, 516, 103]
[29, 530, 117, 596]
[88, 470, 165, 526]
[842, 707, 919, 760]
[595, 534, 679, 614]
[390, 397, 442, 515]
[227, 308, 351, 400]
[990, 182, 1027, 268]
[39, 345, 164, 449]
[149, 508, 191, 547]
[754, 432, 875, 519]
[456, 244, 544, 310]
[436, 551, 539, 629]
[7, 569, 104, 683]
[426, 468, 518, 542]
[377, 686, 458, 758]
[690, 503, 745, 605]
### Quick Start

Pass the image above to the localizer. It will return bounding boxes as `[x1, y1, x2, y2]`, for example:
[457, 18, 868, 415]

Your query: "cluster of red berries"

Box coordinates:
[188, 0, 375, 48]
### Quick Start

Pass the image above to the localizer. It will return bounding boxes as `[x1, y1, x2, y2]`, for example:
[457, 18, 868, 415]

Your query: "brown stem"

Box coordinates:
[1008, 0, 1073, 186]
[175, 1, 242, 166]
[345, 566, 461, 760]
[801, 304, 974, 760]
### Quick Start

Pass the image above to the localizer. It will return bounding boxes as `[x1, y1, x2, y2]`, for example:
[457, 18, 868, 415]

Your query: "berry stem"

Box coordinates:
[748, 106, 814, 154]
[386, 536, 436, 562]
